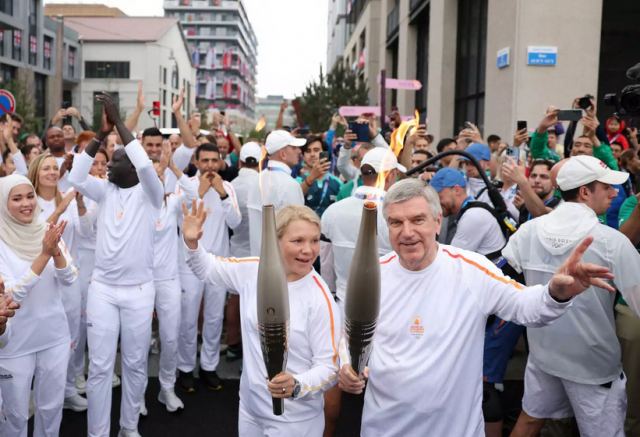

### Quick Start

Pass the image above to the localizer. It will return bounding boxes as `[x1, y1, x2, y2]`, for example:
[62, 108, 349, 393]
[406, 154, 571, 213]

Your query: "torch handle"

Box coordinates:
[272, 397, 284, 416]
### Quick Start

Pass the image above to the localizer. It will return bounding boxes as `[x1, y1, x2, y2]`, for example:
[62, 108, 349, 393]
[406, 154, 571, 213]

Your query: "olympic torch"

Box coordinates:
[257, 205, 290, 416]
[344, 201, 381, 374]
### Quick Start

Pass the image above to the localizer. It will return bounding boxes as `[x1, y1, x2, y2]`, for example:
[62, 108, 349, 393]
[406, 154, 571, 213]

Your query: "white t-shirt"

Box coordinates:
[247, 160, 304, 256]
[0, 238, 77, 357]
[230, 167, 259, 257]
[321, 186, 391, 302]
[153, 175, 197, 281]
[68, 140, 164, 286]
[360, 246, 571, 437]
[503, 201, 640, 384]
[452, 205, 506, 256]
[185, 244, 340, 423]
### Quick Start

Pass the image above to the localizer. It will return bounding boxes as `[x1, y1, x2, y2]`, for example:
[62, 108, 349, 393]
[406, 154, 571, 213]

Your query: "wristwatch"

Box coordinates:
[219, 192, 229, 200]
[292, 379, 301, 399]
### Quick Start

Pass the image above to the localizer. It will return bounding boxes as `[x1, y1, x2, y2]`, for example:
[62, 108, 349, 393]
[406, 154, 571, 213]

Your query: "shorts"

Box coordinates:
[522, 360, 627, 437]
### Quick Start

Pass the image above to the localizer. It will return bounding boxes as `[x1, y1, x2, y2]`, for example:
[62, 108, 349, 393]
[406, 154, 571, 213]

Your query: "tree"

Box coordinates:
[297, 63, 369, 132]
[4, 78, 42, 135]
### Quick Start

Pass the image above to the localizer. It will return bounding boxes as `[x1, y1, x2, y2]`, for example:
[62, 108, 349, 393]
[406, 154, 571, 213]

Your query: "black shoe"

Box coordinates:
[226, 343, 243, 361]
[178, 370, 196, 393]
[200, 368, 223, 391]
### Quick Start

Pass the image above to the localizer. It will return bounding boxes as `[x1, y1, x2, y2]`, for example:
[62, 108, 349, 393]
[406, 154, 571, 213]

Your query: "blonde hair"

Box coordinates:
[28, 153, 63, 206]
[275, 205, 321, 239]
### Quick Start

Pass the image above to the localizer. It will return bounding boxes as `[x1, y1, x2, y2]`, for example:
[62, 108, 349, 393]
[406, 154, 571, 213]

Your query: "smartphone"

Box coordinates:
[419, 112, 427, 126]
[517, 120, 527, 131]
[464, 121, 474, 129]
[506, 146, 519, 164]
[578, 95, 593, 110]
[557, 109, 582, 121]
[348, 121, 370, 143]
[297, 127, 310, 136]
[319, 151, 330, 162]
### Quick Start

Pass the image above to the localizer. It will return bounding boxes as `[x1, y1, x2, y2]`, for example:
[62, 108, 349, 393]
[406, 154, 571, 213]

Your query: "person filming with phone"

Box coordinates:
[297, 136, 343, 217]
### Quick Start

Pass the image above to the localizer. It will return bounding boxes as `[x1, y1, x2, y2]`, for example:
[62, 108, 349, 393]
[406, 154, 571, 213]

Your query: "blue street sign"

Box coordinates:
[527, 46, 557, 66]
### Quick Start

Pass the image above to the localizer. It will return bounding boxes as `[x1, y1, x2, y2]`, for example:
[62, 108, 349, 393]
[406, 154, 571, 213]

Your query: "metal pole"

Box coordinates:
[380, 69, 386, 132]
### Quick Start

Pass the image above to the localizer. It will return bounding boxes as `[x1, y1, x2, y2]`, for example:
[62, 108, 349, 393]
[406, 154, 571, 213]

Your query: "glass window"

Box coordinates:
[0, 0, 13, 16]
[85, 61, 130, 79]
[454, 0, 487, 133]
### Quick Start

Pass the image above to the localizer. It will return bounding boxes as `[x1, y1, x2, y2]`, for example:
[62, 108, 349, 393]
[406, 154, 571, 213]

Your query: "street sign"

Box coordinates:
[384, 78, 422, 90]
[339, 106, 381, 117]
[0, 89, 16, 116]
[527, 46, 557, 66]
[496, 47, 510, 69]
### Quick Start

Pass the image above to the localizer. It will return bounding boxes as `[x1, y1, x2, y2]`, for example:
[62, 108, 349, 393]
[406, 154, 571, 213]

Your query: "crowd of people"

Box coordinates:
[0, 87, 638, 437]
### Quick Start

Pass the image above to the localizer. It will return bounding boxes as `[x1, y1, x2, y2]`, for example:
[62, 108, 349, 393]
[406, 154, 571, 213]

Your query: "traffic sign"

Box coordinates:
[0, 89, 16, 116]
[384, 78, 422, 90]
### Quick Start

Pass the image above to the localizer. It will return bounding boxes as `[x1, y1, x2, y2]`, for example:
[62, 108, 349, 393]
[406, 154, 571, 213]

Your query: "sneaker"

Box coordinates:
[178, 370, 196, 393]
[139, 399, 147, 417]
[63, 393, 88, 412]
[158, 388, 184, 413]
[200, 368, 222, 391]
[112, 373, 121, 388]
[226, 343, 243, 361]
[117, 428, 141, 437]
[75, 374, 87, 395]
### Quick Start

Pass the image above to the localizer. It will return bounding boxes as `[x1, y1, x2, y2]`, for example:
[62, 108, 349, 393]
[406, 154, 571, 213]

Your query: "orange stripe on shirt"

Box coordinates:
[442, 248, 524, 290]
[215, 256, 260, 263]
[380, 254, 397, 265]
[312, 275, 339, 366]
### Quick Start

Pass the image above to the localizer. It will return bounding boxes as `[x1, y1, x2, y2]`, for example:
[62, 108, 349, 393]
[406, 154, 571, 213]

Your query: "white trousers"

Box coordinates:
[62, 274, 82, 399]
[177, 273, 227, 373]
[154, 278, 182, 390]
[71, 248, 96, 382]
[86, 280, 155, 437]
[0, 341, 70, 437]
[238, 401, 324, 437]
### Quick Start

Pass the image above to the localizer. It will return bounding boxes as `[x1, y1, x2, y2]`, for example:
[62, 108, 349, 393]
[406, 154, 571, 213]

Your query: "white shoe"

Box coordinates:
[158, 388, 184, 413]
[63, 393, 88, 412]
[139, 399, 148, 416]
[112, 373, 121, 388]
[75, 374, 87, 394]
[117, 428, 141, 437]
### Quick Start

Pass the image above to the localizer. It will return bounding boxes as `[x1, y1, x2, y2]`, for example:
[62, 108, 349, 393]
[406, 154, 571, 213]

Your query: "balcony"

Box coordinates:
[386, 4, 399, 42]
[410, 0, 428, 15]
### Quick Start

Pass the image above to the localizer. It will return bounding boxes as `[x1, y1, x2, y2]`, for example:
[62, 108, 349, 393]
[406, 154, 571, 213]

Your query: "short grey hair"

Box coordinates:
[383, 178, 442, 220]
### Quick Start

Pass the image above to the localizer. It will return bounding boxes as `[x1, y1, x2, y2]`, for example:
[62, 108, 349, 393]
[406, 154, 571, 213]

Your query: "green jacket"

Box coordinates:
[617, 195, 639, 306]
[530, 131, 619, 170]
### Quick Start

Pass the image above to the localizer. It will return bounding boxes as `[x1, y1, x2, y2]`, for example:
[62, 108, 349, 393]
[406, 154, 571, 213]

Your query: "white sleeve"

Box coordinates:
[221, 182, 242, 229]
[612, 236, 640, 317]
[12, 151, 27, 176]
[184, 242, 256, 295]
[285, 182, 304, 206]
[371, 133, 390, 149]
[319, 241, 336, 293]
[468, 252, 571, 327]
[125, 139, 164, 209]
[337, 146, 358, 181]
[502, 227, 524, 273]
[176, 174, 198, 204]
[172, 144, 195, 171]
[451, 208, 496, 252]
[293, 279, 340, 399]
[54, 238, 78, 286]
[68, 151, 107, 203]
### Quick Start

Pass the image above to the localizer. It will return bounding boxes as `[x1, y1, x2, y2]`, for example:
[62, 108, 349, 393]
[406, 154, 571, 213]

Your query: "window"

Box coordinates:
[68, 46, 76, 77]
[35, 73, 46, 119]
[43, 36, 52, 70]
[0, 0, 13, 16]
[28, 0, 37, 65]
[12, 29, 21, 61]
[454, 0, 488, 133]
[85, 61, 130, 79]
[414, 7, 429, 113]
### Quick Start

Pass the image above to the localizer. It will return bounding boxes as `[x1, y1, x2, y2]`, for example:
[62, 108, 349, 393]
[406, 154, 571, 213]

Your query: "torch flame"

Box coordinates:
[389, 110, 419, 156]
[255, 115, 266, 132]
[374, 147, 399, 193]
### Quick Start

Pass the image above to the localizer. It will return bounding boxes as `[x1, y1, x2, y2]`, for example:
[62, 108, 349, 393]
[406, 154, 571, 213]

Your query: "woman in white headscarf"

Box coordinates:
[0, 174, 78, 437]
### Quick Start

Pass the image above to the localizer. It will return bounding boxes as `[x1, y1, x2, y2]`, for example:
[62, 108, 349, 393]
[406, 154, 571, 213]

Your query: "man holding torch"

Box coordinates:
[338, 178, 617, 436]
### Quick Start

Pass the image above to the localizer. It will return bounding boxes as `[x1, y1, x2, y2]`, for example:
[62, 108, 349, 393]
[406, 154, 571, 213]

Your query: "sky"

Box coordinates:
[44, 0, 328, 99]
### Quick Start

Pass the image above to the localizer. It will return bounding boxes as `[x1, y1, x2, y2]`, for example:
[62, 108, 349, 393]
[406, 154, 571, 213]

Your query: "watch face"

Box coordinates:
[293, 382, 301, 398]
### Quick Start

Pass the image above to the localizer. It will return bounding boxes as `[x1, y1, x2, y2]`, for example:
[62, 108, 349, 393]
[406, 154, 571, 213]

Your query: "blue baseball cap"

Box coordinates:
[429, 168, 467, 193]
[462, 142, 491, 162]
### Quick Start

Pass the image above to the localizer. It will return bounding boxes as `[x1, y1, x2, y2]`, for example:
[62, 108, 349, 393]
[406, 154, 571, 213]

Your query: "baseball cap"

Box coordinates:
[429, 168, 467, 193]
[360, 148, 407, 174]
[461, 142, 491, 162]
[265, 130, 306, 155]
[556, 155, 629, 191]
[239, 142, 263, 163]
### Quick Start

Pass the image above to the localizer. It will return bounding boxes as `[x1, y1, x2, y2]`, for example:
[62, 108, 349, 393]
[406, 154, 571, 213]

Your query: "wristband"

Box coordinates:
[219, 192, 229, 201]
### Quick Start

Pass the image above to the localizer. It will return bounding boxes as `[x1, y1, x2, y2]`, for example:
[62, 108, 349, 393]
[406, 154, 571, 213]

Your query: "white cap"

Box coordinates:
[360, 148, 407, 174]
[239, 142, 263, 162]
[556, 155, 629, 190]
[265, 130, 306, 155]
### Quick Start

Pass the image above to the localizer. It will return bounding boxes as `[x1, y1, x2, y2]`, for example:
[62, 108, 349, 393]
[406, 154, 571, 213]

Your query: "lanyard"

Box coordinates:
[267, 166, 292, 176]
[527, 197, 555, 221]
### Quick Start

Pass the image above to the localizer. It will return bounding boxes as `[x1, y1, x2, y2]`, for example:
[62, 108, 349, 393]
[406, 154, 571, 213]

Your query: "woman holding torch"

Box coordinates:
[182, 201, 340, 437]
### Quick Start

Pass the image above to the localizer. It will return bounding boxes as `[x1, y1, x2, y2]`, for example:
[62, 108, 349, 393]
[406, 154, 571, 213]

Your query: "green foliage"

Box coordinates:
[3, 79, 42, 134]
[297, 63, 369, 132]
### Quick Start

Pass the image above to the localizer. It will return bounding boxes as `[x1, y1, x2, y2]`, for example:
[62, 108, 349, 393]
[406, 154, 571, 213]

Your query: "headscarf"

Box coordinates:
[0, 174, 47, 261]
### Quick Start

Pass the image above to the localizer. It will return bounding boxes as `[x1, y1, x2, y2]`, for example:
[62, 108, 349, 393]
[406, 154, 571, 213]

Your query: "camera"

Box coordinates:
[603, 63, 640, 116]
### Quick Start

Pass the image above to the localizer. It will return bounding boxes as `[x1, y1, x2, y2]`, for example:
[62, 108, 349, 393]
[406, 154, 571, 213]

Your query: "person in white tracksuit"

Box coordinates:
[176, 142, 241, 392]
[147, 142, 197, 412]
[0, 174, 78, 437]
[68, 94, 164, 437]
[28, 153, 94, 412]
[0, 276, 22, 424]
[338, 179, 618, 437]
[182, 203, 340, 437]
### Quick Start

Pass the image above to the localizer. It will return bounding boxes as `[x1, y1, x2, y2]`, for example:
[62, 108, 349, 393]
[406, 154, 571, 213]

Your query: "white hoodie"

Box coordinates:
[503, 201, 640, 384]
